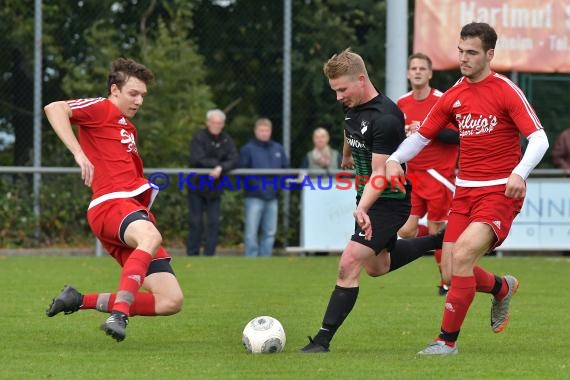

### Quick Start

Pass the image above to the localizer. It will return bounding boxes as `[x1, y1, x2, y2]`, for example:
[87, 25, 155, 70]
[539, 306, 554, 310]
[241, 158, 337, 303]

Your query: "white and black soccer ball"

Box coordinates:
[242, 316, 286, 354]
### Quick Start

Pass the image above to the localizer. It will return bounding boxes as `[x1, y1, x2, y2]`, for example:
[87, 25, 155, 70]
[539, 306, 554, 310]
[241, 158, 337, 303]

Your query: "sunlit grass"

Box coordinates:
[0, 255, 568, 379]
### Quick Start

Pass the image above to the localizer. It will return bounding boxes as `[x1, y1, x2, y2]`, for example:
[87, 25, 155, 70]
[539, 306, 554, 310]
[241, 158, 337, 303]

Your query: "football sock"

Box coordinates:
[82, 292, 157, 316]
[439, 275, 476, 342]
[434, 249, 445, 285]
[112, 249, 153, 316]
[437, 329, 459, 347]
[494, 276, 510, 300]
[102, 293, 156, 316]
[434, 249, 442, 265]
[388, 234, 442, 272]
[82, 293, 98, 309]
[473, 266, 497, 293]
[313, 285, 359, 347]
[417, 224, 429, 237]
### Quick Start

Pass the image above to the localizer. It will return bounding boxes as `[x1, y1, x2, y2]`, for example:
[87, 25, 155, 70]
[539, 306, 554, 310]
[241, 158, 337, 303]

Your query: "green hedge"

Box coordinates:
[0, 173, 300, 250]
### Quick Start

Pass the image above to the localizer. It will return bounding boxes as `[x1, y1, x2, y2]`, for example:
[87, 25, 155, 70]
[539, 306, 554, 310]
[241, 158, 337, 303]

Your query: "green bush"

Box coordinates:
[0, 172, 301, 250]
[39, 174, 92, 247]
[0, 173, 95, 247]
[0, 175, 37, 247]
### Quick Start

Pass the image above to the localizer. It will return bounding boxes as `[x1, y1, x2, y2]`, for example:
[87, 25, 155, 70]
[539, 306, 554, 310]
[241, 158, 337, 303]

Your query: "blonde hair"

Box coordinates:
[323, 48, 368, 80]
[255, 117, 272, 129]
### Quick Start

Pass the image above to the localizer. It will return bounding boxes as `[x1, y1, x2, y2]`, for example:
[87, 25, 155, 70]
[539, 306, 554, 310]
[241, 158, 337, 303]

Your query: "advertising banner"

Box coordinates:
[414, 0, 570, 72]
[299, 178, 570, 252]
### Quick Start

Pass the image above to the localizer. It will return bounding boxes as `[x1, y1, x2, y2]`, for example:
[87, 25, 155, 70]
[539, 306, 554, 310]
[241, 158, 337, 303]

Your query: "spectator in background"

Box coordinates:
[552, 127, 570, 176]
[187, 109, 239, 256]
[300, 127, 341, 170]
[300, 126, 341, 257]
[396, 53, 459, 296]
[239, 118, 289, 257]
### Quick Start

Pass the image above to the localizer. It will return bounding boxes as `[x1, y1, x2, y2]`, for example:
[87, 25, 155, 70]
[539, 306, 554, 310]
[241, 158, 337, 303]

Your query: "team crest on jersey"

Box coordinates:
[360, 120, 369, 134]
[456, 113, 498, 137]
[120, 129, 138, 153]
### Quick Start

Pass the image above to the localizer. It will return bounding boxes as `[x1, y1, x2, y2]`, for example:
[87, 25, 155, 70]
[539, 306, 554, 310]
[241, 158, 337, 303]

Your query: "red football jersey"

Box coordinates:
[418, 72, 543, 185]
[68, 98, 151, 206]
[397, 89, 458, 171]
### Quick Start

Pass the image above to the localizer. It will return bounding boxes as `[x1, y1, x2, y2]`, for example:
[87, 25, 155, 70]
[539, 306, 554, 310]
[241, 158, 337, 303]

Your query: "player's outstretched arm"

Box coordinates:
[507, 129, 549, 199]
[354, 153, 389, 240]
[44, 101, 94, 186]
[385, 132, 430, 180]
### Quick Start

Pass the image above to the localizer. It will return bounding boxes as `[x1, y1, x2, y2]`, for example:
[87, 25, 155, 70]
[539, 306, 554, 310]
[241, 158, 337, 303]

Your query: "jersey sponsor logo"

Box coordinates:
[345, 117, 351, 121]
[120, 129, 138, 153]
[345, 136, 366, 149]
[358, 231, 366, 237]
[445, 302, 455, 312]
[453, 99, 462, 108]
[118, 117, 128, 126]
[360, 120, 369, 134]
[492, 220, 501, 229]
[456, 113, 498, 137]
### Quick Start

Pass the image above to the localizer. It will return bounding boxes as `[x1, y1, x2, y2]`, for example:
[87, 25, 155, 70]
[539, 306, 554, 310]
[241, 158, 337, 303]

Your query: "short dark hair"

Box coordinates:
[107, 58, 155, 95]
[407, 53, 432, 70]
[460, 22, 497, 51]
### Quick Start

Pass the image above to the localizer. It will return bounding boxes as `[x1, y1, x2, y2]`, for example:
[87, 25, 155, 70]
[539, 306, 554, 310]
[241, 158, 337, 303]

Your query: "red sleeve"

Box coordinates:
[503, 83, 543, 138]
[67, 98, 106, 128]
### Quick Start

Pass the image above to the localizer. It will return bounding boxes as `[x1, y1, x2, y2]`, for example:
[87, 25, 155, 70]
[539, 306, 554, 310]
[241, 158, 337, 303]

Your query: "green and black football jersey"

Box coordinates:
[344, 94, 407, 198]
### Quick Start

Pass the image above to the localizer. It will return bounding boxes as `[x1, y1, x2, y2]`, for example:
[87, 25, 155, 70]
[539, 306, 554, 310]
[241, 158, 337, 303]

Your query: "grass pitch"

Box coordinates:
[0, 255, 569, 380]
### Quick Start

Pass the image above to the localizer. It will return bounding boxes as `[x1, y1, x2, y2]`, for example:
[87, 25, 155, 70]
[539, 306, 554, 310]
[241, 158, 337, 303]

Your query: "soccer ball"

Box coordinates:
[242, 316, 286, 354]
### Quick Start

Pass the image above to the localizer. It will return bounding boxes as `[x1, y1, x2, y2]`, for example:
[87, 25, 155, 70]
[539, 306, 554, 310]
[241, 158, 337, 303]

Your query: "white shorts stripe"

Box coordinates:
[88, 184, 154, 210]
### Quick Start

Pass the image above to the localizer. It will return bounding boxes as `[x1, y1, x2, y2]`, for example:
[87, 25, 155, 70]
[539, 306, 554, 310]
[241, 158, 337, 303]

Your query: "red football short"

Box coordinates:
[444, 184, 524, 249]
[87, 197, 171, 267]
[407, 168, 454, 222]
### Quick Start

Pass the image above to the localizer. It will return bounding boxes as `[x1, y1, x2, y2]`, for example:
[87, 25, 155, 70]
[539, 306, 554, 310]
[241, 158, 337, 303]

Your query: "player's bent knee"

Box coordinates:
[338, 259, 360, 280]
[397, 228, 416, 239]
[364, 267, 388, 277]
[451, 250, 477, 273]
[156, 293, 184, 316]
[143, 230, 163, 251]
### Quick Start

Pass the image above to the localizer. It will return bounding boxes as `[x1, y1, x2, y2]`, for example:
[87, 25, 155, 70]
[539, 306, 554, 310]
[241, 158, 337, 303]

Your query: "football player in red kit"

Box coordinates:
[386, 22, 549, 355]
[44, 58, 183, 342]
[397, 53, 459, 296]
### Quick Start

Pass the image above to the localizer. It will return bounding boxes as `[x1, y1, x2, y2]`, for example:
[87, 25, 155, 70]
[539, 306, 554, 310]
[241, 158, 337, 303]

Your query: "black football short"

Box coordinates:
[146, 258, 175, 276]
[351, 195, 411, 254]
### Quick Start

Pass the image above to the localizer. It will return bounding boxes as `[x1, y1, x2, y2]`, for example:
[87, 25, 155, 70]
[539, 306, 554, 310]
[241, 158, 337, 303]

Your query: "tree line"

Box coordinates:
[0, 0, 565, 247]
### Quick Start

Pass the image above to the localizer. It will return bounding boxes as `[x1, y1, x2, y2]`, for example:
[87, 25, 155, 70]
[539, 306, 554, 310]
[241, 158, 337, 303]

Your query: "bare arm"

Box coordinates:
[44, 101, 94, 186]
[353, 153, 388, 240]
[340, 130, 354, 170]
